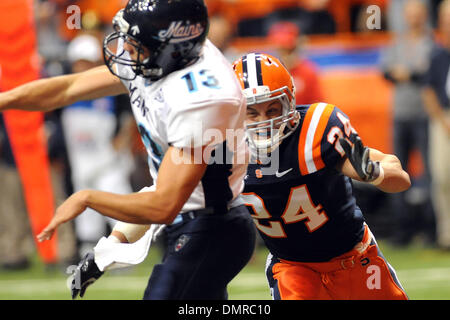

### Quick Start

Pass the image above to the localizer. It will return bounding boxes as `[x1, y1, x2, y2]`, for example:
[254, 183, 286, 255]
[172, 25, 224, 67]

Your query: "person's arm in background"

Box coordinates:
[379, 41, 426, 84]
[421, 46, 450, 135]
[381, 42, 404, 83]
[422, 86, 450, 135]
[0, 65, 127, 112]
[382, 58, 412, 84]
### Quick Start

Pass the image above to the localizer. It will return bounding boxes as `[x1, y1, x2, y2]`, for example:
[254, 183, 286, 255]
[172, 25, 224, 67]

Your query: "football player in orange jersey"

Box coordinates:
[233, 53, 411, 300]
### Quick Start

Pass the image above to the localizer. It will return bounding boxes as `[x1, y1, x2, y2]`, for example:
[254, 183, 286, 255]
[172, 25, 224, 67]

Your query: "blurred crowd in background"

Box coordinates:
[0, 0, 449, 271]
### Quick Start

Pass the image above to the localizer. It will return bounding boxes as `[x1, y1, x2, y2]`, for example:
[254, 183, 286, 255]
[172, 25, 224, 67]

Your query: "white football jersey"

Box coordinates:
[116, 40, 248, 214]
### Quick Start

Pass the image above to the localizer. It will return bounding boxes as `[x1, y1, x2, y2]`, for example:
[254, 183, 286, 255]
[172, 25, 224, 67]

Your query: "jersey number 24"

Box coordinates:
[242, 185, 329, 238]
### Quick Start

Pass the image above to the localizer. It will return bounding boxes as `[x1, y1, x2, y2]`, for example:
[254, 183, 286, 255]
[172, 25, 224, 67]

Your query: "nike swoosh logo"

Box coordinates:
[275, 168, 293, 178]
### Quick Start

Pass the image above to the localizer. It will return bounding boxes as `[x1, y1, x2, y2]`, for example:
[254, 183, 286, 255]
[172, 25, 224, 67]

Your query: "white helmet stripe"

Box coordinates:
[246, 53, 259, 88]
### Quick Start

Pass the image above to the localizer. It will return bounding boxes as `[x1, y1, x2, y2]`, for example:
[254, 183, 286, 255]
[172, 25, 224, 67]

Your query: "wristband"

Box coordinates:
[369, 163, 384, 186]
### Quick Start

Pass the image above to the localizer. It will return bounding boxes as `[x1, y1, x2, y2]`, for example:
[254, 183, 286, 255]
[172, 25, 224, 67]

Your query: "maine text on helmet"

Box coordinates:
[158, 21, 204, 43]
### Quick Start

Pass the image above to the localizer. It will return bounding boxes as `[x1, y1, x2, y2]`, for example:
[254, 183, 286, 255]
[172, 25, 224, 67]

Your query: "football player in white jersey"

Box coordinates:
[0, 0, 256, 299]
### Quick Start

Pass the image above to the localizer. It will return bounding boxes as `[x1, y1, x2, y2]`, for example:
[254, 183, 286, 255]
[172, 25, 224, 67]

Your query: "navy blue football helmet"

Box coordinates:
[104, 0, 209, 81]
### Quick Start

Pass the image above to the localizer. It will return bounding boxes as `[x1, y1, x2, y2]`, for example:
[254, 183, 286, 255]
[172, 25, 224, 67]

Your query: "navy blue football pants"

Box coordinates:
[142, 205, 256, 300]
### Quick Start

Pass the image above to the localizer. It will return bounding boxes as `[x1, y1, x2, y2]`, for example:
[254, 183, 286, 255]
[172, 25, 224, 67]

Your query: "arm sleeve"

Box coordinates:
[297, 103, 358, 175]
[379, 45, 396, 83]
[320, 106, 358, 169]
[422, 51, 437, 89]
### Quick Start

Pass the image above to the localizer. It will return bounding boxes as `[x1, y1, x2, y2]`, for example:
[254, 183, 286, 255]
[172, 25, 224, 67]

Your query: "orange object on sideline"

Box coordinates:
[0, 0, 58, 264]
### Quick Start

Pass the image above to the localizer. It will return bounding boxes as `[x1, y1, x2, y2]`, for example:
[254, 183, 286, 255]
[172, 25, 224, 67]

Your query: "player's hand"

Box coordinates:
[70, 252, 104, 299]
[339, 132, 381, 182]
[37, 190, 89, 242]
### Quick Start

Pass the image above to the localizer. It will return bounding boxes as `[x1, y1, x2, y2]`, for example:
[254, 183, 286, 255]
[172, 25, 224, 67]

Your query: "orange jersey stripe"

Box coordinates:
[298, 103, 319, 175]
[311, 104, 335, 171]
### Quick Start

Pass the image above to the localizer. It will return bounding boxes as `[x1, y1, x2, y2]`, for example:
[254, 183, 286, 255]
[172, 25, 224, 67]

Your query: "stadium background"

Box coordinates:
[0, 0, 449, 300]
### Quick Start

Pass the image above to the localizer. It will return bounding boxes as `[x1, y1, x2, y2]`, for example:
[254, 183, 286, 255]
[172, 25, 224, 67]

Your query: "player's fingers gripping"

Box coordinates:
[339, 135, 368, 180]
[70, 252, 104, 299]
[347, 131, 359, 144]
[362, 146, 372, 176]
[339, 137, 352, 158]
[71, 265, 85, 299]
[79, 280, 95, 298]
[353, 137, 382, 181]
[70, 277, 80, 300]
[353, 136, 365, 159]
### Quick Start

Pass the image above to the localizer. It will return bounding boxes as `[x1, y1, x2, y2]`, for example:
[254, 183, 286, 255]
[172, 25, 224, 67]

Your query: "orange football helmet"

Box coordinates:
[233, 53, 299, 154]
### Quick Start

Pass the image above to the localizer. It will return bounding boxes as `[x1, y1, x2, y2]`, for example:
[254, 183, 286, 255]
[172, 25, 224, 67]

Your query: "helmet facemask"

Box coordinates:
[103, 10, 165, 81]
[245, 85, 299, 159]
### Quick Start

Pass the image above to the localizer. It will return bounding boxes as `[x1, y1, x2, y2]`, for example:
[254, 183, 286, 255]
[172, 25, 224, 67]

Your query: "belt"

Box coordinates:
[179, 206, 217, 223]
[172, 196, 245, 224]
[280, 224, 374, 273]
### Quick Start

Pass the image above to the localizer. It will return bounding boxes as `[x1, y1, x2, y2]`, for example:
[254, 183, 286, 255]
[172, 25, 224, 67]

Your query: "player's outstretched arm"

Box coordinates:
[338, 133, 411, 193]
[0, 65, 127, 112]
[37, 145, 209, 242]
